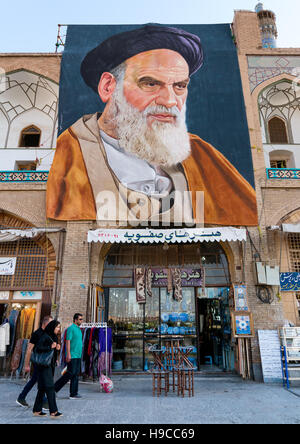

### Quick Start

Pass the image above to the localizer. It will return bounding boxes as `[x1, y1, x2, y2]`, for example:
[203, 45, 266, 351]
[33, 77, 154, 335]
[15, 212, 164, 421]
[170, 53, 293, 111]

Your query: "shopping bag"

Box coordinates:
[100, 374, 113, 393]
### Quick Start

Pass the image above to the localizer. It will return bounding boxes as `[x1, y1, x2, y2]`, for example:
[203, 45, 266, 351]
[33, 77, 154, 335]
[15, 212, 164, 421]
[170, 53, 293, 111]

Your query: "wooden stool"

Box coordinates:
[178, 368, 194, 398]
[151, 370, 170, 397]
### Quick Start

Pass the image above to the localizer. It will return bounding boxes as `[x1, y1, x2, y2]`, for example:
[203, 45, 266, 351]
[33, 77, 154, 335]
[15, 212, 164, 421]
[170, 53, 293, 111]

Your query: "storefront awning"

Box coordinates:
[0, 228, 63, 243]
[87, 227, 247, 244]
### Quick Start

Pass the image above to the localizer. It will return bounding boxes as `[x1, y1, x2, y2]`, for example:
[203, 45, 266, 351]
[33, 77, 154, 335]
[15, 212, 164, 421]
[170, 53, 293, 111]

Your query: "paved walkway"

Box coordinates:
[1, 375, 300, 424]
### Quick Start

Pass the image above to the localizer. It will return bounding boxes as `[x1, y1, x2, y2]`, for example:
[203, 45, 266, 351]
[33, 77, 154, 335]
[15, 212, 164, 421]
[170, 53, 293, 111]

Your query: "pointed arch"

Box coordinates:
[268, 116, 288, 144]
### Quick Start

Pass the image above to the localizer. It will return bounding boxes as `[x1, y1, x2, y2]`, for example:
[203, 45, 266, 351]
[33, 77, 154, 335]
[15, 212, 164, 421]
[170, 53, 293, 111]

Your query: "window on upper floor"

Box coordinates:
[269, 149, 295, 169]
[16, 161, 37, 171]
[268, 117, 288, 144]
[270, 159, 287, 169]
[19, 126, 41, 148]
[288, 234, 300, 273]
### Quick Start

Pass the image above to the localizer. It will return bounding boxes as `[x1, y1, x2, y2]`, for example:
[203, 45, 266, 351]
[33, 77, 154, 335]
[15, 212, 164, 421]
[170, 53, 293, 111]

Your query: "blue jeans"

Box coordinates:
[54, 359, 81, 397]
[18, 365, 38, 400]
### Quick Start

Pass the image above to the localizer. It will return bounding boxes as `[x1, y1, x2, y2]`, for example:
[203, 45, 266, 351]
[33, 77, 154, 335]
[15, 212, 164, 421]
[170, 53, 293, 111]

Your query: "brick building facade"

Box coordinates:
[0, 7, 299, 380]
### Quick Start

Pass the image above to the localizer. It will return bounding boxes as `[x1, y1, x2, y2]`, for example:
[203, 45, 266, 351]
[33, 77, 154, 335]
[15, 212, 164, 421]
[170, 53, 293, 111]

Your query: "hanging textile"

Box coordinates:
[145, 267, 152, 298]
[81, 327, 89, 373]
[16, 339, 29, 377]
[7, 310, 19, 356]
[98, 328, 113, 377]
[167, 269, 173, 294]
[79, 326, 113, 379]
[59, 328, 68, 368]
[11, 339, 23, 373]
[172, 268, 182, 302]
[19, 307, 36, 339]
[0, 322, 10, 357]
[134, 267, 146, 304]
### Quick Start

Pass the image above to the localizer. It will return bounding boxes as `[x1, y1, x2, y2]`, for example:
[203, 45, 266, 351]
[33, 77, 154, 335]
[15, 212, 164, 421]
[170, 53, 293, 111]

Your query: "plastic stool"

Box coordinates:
[204, 356, 213, 365]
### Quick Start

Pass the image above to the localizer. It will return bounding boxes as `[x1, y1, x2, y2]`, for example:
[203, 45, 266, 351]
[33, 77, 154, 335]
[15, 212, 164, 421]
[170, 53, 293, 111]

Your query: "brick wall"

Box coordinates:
[234, 9, 300, 379]
[57, 221, 94, 328]
[0, 54, 61, 82]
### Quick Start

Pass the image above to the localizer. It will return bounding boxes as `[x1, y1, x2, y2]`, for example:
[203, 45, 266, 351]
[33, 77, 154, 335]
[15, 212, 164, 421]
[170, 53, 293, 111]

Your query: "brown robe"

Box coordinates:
[46, 116, 258, 226]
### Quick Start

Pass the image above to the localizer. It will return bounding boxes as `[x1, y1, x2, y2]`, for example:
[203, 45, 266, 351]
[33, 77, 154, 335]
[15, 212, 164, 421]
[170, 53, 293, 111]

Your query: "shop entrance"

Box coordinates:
[102, 242, 233, 372]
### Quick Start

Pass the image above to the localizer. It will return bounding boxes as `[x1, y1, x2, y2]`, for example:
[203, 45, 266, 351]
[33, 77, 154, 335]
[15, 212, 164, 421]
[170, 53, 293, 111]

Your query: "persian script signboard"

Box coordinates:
[152, 269, 202, 287]
[258, 330, 283, 384]
[280, 273, 300, 292]
[0, 258, 16, 275]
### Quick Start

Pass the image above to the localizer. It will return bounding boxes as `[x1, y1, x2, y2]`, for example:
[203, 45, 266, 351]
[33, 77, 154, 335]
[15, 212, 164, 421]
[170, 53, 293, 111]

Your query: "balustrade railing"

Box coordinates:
[0, 171, 49, 183]
[266, 168, 300, 180]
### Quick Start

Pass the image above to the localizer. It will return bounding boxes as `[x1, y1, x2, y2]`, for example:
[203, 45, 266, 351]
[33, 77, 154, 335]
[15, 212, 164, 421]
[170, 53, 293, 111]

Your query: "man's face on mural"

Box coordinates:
[98, 49, 191, 167]
[123, 49, 190, 120]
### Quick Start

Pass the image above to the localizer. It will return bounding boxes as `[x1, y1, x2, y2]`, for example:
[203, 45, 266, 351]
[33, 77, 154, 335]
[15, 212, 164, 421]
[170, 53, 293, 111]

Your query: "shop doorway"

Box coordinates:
[102, 242, 233, 372]
[197, 288, 233, 371]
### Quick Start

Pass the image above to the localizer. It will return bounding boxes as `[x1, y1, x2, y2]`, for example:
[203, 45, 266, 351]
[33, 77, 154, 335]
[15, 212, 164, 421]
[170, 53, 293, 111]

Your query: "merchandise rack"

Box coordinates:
[80, 322, 109, 376]
[279, 327, 300, 389]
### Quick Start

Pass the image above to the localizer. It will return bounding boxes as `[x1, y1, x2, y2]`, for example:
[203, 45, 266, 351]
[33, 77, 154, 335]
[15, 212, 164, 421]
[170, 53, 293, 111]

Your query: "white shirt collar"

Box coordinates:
[100, 130, 172, 195]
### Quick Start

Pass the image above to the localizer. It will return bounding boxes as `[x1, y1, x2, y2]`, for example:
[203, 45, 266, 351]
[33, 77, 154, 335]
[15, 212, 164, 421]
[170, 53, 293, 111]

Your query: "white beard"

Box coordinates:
[111, 83, 191, 167]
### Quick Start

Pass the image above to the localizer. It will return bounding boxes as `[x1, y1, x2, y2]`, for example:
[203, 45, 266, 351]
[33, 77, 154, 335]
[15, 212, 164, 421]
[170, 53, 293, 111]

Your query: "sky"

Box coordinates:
[0, 0, 299, 52]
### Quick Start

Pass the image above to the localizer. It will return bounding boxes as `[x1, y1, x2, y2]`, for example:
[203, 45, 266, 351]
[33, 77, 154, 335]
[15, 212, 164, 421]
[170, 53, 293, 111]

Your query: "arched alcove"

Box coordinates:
[0, 69, 59, 148]
[258, 79, 300, 145]
[19, 125, 41, 148]
[269, 149, 295, 168]
[268, 116, 288, 144]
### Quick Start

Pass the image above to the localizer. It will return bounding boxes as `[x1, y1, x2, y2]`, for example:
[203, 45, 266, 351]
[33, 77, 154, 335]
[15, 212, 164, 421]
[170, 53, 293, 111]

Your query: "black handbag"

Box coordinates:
[31, 334, 54, 368]
[31, 349, 54, 368]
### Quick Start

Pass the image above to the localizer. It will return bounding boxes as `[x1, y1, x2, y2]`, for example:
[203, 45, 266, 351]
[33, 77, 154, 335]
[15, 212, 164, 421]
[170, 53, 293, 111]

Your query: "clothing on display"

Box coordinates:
[11, 338, 24, 373]
[80, 326, 112, 379]
[134, 267, 183, 304]
[19, 308, 36, 340]
[134, 267, 153, 304]
[172, 268, 183, 303]
[0, 321, 10, 357]
[134, 267, 147, 304]
[0, 304, 8, 325]
[4, 305, 37, 376]
[146, 268, 152, 298]
[167, 269, 173, 294]
[7, 310, 19, 356]
[16, 339, 29, 377]
[60, 328, 68, 368]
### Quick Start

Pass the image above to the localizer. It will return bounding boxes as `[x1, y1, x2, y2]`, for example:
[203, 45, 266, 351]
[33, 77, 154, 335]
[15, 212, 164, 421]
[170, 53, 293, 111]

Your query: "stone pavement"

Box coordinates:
[1, 374, 300, 424]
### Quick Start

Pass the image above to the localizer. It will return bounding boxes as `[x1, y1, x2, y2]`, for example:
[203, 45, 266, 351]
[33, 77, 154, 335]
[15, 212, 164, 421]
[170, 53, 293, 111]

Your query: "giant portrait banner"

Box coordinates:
[46, 23, 258, 227]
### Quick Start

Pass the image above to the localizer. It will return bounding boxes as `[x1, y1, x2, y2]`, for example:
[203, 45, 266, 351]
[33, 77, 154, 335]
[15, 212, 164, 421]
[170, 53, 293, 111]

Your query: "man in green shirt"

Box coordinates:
[55, 313, 83, 399]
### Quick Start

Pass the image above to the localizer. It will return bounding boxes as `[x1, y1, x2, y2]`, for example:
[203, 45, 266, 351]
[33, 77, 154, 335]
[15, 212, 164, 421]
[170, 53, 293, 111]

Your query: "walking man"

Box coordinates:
[16, 315, 53, 408]
[54, 313, 83, 399]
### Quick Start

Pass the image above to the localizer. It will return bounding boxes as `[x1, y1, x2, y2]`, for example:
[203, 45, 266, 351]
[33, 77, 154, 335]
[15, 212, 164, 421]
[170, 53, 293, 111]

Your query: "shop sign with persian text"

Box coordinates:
[280, 273, 300, 291]
[152, 269, 202, 287]
[0, 257, 16, 275]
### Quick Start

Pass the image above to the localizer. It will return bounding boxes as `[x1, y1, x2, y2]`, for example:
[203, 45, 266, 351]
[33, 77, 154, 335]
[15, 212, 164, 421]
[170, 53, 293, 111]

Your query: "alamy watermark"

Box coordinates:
[95, 187, 204, 227]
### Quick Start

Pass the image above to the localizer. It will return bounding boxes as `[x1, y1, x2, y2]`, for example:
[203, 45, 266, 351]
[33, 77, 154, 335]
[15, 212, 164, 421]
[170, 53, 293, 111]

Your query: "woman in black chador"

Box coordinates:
[32, 320, 63, 418]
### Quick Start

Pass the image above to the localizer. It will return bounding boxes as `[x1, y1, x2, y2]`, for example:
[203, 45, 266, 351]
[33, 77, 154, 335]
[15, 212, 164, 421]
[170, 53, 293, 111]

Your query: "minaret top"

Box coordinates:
[255, 3, 264, 13]
[255, 3, 278, 48]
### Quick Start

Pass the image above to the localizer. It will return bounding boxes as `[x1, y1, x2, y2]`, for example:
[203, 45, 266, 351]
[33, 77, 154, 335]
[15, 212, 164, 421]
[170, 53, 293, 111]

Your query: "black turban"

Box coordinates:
[81, 24, 204, 94]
